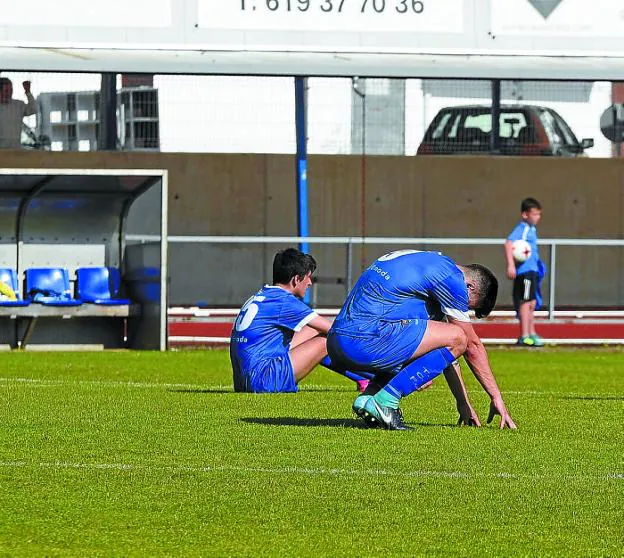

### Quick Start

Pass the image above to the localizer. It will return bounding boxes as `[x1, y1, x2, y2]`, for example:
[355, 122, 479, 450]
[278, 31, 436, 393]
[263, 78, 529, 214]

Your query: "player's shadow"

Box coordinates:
[241, 417, 368, 429]
[241, 417, 457, 429]
[170, 387, 341, 394]
[169, 388, 236, 394]
[414, 422, 459, 428]
[240, 417, 457, 430]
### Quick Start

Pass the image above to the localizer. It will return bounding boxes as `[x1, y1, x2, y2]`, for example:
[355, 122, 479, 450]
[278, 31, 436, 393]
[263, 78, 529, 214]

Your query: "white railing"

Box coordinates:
[167, 307, 624, 319]
[127, 234, 624, 320]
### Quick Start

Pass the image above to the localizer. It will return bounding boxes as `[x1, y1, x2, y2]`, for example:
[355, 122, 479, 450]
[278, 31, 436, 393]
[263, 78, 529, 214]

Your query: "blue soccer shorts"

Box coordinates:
[327, 318, 429, 375]
[244, 356, 298, 393]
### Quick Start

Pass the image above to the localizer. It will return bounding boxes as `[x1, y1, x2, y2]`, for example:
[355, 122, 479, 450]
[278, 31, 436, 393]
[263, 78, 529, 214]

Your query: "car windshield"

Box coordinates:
[429, 109, 529, 141]
[540, 109, 579, 146]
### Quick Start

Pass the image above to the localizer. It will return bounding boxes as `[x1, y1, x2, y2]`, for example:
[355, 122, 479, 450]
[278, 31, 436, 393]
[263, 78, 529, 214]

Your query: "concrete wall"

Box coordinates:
[1, 150, 623, 308]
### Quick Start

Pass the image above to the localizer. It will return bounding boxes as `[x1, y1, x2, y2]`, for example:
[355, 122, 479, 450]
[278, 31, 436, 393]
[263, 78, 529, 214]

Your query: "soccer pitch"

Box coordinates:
[0, 349, 622, 557]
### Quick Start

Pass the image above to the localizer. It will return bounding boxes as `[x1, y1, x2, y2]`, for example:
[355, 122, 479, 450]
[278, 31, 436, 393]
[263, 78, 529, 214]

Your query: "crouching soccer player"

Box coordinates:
[230, 248, 373, 393]
[327, 249, 516, 431]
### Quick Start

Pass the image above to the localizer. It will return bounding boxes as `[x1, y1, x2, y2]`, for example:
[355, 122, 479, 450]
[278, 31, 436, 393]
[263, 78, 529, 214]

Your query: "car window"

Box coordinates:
[500, 113, 527, 139]
[430, 112, 451, 139]
[540, 110, 572, 146]
[428, 109, 528, 141]
[463, 112, 527, 138]
[447, 113, 462, 138]
[463, 114, 491, 132]
[431, 112, 461, 140]
[543, 109, 579, 146]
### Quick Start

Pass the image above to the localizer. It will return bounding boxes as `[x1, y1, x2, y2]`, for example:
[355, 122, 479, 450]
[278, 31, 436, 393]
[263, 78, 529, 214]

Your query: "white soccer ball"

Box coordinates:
[512, 239, 532, 263]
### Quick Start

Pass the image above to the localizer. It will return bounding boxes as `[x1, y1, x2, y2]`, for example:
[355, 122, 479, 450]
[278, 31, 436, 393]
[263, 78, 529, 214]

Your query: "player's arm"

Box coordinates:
[504, 240, 516, 280]
[442, 362, 481, 427]
[305, 314, 332, 335]
[448, 318, 517, 429]
[22, 81, 36, 116]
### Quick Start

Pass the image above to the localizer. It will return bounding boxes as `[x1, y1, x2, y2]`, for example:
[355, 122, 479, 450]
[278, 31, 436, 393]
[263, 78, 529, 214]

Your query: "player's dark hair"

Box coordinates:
[521, 197, 541, 213]
[465, 263, 498, 319]
[272, 248, 317, 285]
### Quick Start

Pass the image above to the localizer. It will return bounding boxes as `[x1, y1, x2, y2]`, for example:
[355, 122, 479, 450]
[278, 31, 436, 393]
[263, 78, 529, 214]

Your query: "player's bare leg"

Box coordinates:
[354, 321, 466, 430]
[290, 326, 323, 349]
[518, 300, 535, 338]
[518, 300, 542, 346]
[408, 320, 468, 361]
[289, 336, 329, 382]
[289, 332, 374, 388]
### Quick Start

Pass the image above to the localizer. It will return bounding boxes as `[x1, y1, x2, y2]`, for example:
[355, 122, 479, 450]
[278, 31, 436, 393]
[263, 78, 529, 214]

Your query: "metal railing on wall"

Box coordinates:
[126, 235, 624, 319]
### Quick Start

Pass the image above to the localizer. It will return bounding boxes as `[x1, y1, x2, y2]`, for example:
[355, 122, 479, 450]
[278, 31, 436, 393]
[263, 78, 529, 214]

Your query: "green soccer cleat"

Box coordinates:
[530, 334, 545, 347]
[352, 395, 381, 428]
[361, 396, 413, 431]
[517, 335, 536, 347]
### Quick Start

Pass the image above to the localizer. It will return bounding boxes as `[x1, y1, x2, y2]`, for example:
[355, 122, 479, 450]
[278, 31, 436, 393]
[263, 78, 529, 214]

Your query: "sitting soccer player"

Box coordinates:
[327, 249, 516, 431]
[230, 248, 373, 393]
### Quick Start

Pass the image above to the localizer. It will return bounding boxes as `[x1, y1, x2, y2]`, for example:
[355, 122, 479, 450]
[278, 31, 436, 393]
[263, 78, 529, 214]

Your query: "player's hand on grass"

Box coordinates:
[456, 401, 481, 427]
[487, 398, 517, 430]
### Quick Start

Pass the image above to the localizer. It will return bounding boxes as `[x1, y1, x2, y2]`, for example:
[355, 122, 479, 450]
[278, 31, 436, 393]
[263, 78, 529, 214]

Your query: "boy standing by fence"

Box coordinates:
[505, 197, 545, 347]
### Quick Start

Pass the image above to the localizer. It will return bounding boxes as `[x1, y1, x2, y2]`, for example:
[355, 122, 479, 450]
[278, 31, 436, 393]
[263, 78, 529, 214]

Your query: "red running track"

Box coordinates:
[168, 320, 624, 343]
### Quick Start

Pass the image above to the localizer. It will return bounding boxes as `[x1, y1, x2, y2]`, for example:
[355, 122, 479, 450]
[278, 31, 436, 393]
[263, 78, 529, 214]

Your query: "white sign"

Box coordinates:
[198, 0, 463, 34]
[0, 0, 171, 28]
[491, 0, 624, 36]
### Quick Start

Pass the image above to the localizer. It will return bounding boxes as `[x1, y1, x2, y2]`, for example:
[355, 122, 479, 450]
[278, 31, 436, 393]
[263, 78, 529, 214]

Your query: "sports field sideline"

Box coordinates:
[0, 348, 622, 556]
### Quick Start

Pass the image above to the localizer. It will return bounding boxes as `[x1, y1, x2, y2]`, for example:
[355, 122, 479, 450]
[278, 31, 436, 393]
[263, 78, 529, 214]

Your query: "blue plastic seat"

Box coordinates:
[76, 267, 130, 305]
[25, 268, 82, 306]
[0, 268, 29, 307]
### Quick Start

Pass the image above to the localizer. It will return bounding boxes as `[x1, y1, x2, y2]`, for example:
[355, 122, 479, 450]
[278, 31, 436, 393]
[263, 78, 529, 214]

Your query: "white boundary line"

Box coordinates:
[0, 377, 214, 390]
[0, 460, 620, 482]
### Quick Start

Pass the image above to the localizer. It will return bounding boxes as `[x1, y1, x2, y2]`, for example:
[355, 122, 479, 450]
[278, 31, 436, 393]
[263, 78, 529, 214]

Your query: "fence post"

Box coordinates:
[548, 243, 556, 321]
[346, 240, 353, 292]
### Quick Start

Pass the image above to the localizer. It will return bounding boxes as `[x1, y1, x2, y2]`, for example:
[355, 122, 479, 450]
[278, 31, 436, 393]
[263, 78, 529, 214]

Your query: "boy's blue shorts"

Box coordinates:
[327, 318, 429, 375]
[241, 356, 298, 393]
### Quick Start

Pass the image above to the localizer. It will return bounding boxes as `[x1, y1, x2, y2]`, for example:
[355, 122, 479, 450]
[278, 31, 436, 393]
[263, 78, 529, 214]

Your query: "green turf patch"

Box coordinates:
[0, 349, 622, 556]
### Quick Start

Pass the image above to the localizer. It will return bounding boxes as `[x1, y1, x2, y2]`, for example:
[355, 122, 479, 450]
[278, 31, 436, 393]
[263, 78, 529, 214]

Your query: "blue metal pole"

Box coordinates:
[295, 77, 311, 303]
[295, 77, 309, 255]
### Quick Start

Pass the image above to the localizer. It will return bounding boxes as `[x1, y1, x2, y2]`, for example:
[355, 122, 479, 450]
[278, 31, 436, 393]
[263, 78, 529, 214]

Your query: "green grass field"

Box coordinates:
[0, 348, 622, 557]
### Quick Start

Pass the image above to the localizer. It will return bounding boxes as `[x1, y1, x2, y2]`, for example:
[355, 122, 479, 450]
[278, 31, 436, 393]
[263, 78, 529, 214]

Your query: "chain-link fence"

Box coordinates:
[0, 72, 620, 157]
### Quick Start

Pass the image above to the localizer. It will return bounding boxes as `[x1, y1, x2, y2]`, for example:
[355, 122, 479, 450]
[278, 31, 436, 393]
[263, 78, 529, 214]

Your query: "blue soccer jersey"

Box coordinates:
[230, 285, 318, 392]
[508, 221, 540, 274]
[332, 250, 470, 334]
[327, 250, 469, 373]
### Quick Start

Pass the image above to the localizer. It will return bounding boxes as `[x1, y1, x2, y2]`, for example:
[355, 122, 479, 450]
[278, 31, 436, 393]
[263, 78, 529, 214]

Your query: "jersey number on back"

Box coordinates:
[378, 250, 421, 261]
[234, 295, 266, 331]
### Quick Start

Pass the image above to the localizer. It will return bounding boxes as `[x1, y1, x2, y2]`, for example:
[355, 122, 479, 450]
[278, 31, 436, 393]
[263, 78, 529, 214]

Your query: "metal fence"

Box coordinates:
[127, 235, 624, 315]
[2, 71, 622, 157]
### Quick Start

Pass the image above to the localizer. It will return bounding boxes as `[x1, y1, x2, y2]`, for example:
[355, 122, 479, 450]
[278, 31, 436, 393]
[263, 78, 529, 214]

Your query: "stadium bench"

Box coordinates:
[0, 267, 139, 349]
[25, 267, 83, 306]
[76, 267, 131, 305]
[0, 268, 30, 307]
